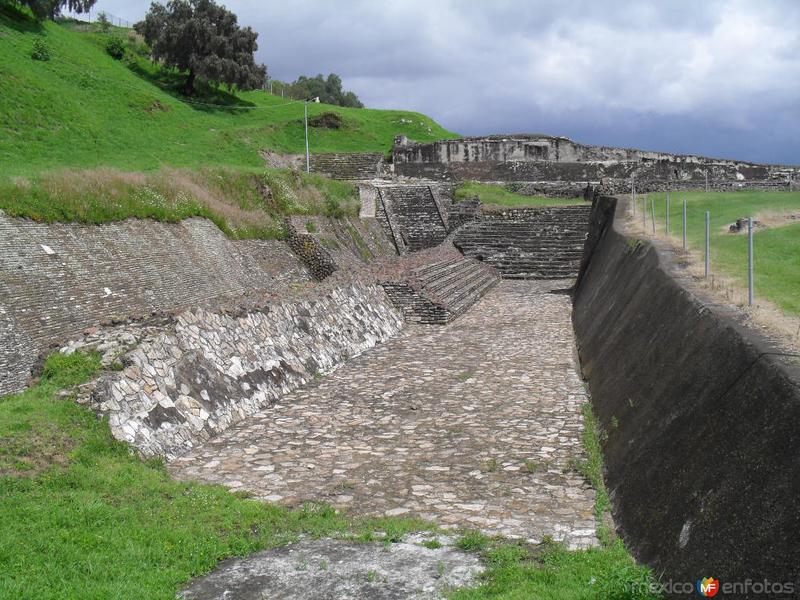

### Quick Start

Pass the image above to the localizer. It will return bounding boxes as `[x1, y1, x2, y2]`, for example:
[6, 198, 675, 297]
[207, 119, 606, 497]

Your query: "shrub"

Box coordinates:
[323, 196, 345, 219]
[97, 11, 111, 32]
[31, 37, 50, 61]
[126, 31, 151, 58]
[105, 36, 126, 60]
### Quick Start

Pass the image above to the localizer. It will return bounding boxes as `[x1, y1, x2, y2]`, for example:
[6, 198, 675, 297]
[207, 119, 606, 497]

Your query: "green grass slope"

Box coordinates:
[642, 191, 800, 315]
[0, 8, 457, 179]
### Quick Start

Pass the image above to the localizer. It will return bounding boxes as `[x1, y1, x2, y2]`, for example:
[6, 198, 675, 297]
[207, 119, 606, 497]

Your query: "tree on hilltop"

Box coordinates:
[12, 0, 96, 20]
[283, 73, 363, 108]
[135, 0, 266, 96]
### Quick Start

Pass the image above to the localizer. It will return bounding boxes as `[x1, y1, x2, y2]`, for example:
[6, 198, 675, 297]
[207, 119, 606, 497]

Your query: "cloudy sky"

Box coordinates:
[85, 0, 798, 164]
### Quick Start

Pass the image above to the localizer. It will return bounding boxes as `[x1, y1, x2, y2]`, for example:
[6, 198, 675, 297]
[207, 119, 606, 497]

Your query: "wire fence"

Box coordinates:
[62, 9, 134, 29]
[631, 188, 757, 306]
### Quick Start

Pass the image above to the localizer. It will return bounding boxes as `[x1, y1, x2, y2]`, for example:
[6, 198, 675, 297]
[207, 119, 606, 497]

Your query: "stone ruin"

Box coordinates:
[3, 128, 799, 597]
[391, 133, 799, 194]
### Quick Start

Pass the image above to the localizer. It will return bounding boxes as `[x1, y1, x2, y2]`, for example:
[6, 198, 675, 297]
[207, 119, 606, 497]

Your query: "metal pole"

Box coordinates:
[304, 101, 310, 173]
[705, 211, 711, 278]
[632, 175, 636, 216]
[682, 199, 687, 252]
[642, 194, 646, 229]
[651, 197, 656, 234]
[748, 217, 754, 306]
[666, 192, 670, 235]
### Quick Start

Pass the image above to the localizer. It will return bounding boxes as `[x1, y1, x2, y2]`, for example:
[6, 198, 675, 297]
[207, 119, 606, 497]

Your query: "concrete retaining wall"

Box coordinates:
[573, 197, 800, 594]
[0, 213, 311, 396]
[79, 280, 403, 458]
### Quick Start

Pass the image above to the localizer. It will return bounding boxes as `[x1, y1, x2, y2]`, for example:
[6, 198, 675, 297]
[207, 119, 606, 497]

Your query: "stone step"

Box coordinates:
[452, 205, 590, 279]
[448, 271, 499, 315]
[503, 272, 577, 280]
[458, 241, 586, 249]
[426, 262, 491, 304]
[488, 258, 580, 267]
[413, 259, 455, 278]
[458, 229, 587, 236]
[418, 260, 482, 295]
[381, 257, 499, 324]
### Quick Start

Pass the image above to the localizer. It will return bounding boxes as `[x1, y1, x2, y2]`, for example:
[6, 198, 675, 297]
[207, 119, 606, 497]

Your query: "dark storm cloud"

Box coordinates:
[87, 0, 799, 163]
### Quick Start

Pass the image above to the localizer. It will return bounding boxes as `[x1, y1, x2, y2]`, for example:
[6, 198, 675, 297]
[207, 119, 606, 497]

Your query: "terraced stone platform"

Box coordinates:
[454, 206, 591, 279]
[169, 280, 596, 548]
[380, 256, 499, 324]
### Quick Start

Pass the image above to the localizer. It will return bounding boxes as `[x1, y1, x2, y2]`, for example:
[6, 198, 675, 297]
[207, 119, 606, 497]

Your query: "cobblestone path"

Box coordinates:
[169, 280, 597, 548]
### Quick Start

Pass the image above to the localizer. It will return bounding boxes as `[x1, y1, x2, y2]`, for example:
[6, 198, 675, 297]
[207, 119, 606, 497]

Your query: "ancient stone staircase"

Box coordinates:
[376, 185, 449, 252]
[453, 205, 591, 279]
[380, 256, 499, 324]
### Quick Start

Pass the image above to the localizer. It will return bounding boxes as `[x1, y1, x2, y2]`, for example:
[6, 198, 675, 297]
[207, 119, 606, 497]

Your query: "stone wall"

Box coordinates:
[287, 214, 397, 272]
[310, 153, 390, 180]
[0, 213, 311, 396]
[447, 196, 482, 231]
[285, 219, 339, 281]
[573, 196, 800, 590]
[74, 280, 403, 458]
[392, 135, 799, 190]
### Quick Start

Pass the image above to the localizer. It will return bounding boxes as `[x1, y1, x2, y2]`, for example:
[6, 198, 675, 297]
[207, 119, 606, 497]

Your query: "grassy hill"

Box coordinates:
[0, 7, 457, 179]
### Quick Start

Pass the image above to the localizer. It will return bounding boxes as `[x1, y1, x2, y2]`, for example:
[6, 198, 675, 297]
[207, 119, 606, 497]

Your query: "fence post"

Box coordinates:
[642, 194, 646, 229]
[651, 197, 656, 235]
[666, 192, 670, 235]
[748, 217, 754, 306]
[705, 211, 711, 278]
[682, 199, 687, 252]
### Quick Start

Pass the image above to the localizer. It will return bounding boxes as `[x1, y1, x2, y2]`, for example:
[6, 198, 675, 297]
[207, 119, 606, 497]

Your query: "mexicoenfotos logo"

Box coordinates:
[697, 577, 720, 597]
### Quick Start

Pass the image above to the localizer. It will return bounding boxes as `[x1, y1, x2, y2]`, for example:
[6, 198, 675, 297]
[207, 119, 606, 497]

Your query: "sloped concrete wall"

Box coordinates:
[84, 280, 403, 458]
[0, 213, 310, 396]
[573, 197, 800, 594]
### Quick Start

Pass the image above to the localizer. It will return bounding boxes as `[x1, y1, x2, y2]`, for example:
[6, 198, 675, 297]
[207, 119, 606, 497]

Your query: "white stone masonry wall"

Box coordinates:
[82, 281, 403, 458]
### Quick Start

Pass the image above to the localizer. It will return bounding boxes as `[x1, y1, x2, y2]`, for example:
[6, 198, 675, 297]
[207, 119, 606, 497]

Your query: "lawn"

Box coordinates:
[456, 181, 585, 208]
[636, 191, 800, 315]
[0, 7, 457, 179]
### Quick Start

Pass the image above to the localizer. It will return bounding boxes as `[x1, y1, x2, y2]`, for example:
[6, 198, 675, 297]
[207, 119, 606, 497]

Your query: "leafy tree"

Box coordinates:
[135, 0, 267, 96]
[14, 0, 96, 20]
[282, 73, 363, 108]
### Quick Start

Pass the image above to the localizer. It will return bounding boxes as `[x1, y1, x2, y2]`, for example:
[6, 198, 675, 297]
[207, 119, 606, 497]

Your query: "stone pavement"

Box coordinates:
[179, 534, 483, 600]
[169, 280, 597, 549]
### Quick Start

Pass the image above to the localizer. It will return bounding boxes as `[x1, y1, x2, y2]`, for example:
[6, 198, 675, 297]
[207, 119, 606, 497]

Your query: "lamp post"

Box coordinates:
[304, 97, 320, 173]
